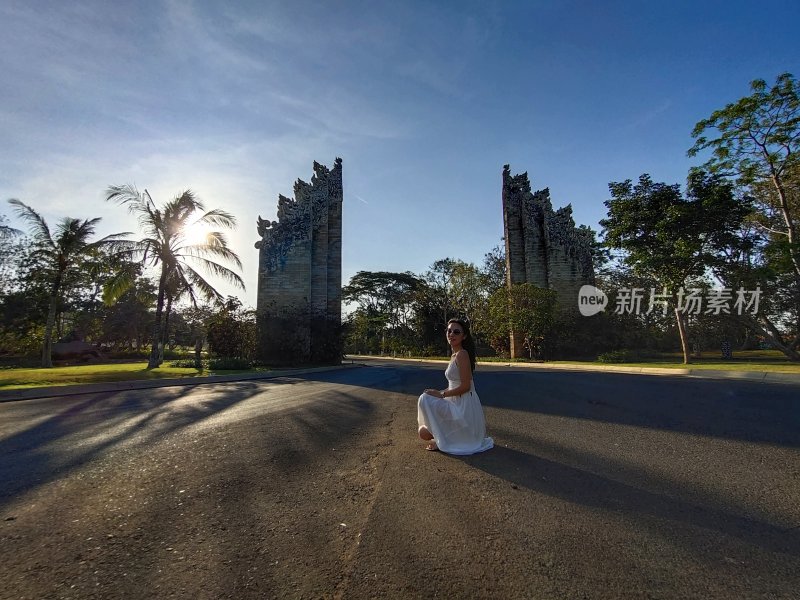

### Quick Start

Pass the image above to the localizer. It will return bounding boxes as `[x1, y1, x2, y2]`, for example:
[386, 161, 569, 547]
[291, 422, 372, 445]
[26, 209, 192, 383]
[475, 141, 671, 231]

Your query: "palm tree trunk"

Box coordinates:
[41, 274, 63, 368]
[148, 268, 169, 369]
[42, 295, 57, 368]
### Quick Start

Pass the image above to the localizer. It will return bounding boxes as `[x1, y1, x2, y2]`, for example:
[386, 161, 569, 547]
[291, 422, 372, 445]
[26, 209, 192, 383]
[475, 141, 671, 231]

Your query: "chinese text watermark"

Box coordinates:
[578, 285, 761, 317]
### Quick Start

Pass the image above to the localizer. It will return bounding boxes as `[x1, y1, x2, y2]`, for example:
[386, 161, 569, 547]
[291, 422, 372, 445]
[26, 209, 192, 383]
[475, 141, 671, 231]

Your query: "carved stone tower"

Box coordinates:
[255, 158, 343, 365]
[502, 165, 594, 357]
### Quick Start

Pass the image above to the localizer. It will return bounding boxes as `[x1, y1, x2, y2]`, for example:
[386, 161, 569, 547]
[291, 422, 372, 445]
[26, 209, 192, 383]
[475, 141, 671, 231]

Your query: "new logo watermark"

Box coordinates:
[578, 285, 608, 316]
[577, 286, 762, 317]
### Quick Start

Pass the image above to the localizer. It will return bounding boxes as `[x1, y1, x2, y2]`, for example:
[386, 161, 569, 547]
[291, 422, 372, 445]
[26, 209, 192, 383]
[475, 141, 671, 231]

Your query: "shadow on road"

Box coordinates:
[332, 362, 800, 448]
[478, 370, 800, 448]
[0, 377, 384, 599]
[460, 444, 800, 557]
[0, 377, 351, 511]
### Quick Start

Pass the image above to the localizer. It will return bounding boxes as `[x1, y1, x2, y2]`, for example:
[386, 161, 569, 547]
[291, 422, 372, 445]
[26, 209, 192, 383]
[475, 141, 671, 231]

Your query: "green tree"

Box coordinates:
[414, 252, 509, 356]
[8, 199, 131, 367]
[449, 261, 486, 325]
[594, 265, 678, 354]
[706, 198, 800, 360]
[0, 239, 49, 356]
[181, 303, 215, 368]
[487, 284, 558, 359]
[343, 271, 423, 329]
[0, 289, 47, 357]
[409, 283, 445, 354]
[343, 308, 385, 355]
[99, 277, 157, 353]
[423, 258, 457, 326]
[689, 73, 800, 349]
[343, 271, 423, 354]
[689, 73, 800, 275]
[157, 270, 194, 363]
[106, 186, 245, 368]
[600, 173, 750, 364]
[481, 244, 507, 293]
[206, 297, 256, 364]
[450, 258, 506, 351]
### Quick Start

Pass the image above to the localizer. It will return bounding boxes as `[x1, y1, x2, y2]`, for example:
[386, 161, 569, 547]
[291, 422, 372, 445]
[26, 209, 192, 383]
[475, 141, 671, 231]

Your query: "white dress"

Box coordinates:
[417, 358, 494, 455]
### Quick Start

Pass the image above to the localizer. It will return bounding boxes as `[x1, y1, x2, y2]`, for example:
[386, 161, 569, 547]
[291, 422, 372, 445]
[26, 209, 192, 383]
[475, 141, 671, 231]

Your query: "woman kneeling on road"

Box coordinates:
[417, 318, 493, 455]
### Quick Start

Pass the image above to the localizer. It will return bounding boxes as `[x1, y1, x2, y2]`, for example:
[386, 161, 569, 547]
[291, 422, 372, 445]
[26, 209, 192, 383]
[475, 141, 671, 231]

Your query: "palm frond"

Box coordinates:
[170, 264, 202, 308]
[178, 242, 244, 271]
[8, 199, 54, 247]
[106, 184, 245, 312]
[106, 185, 163, 238]
[102, 269, 136, 305]
[197, 208, 237, 229]
[180, 264, 225, 303]
[90, 238, 139, 256]
[106, 184, 147, 211]
[183, 256, 246, 289]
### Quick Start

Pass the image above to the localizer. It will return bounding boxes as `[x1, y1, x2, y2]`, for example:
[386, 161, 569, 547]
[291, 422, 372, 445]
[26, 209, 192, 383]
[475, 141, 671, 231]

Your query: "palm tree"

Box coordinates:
[8, 199, 132, 368]
[105, 185, 245, 369]
[158, 269, 193, 363]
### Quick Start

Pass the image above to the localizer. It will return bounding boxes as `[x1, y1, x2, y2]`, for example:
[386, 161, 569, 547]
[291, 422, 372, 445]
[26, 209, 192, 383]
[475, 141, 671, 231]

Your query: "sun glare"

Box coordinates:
[182, 223, 212, 246]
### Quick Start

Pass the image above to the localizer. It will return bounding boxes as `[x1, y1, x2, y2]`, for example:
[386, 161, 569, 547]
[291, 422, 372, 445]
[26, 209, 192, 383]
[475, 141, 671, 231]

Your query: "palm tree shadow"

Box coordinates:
[459, 445, 800, 557]
[0, 380, 298, 511]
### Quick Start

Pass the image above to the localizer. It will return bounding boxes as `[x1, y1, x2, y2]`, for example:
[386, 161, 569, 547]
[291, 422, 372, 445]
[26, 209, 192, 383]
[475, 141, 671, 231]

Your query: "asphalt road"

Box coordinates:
[1, 360, 798, 599]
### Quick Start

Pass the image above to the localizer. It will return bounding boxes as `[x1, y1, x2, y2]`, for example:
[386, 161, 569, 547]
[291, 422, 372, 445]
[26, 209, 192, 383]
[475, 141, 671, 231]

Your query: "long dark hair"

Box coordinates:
[448, 318, 476, 372]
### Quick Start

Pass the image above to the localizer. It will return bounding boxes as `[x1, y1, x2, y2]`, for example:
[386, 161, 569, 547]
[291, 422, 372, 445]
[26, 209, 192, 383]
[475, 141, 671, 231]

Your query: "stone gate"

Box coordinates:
[255, 158, 343, 365]
[502, 164, 595, 357]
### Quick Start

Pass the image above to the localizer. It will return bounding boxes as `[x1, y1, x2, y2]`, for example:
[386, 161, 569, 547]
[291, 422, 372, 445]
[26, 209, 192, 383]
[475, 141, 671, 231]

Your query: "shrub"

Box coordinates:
[208, 357, 252, 370]
[597, 349, 640, 363]
[169, 359, 205, 369]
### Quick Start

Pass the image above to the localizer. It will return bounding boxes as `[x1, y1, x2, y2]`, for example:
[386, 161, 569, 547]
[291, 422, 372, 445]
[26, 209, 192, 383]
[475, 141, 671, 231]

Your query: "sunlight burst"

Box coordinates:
[182, 222, 212, 246]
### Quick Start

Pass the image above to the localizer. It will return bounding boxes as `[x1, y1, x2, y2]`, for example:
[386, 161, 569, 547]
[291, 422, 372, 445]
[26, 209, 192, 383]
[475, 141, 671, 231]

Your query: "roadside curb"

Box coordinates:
[0, 363, 361, 403]
[350, 355, 800, 384]
[763, 371, 800, 384]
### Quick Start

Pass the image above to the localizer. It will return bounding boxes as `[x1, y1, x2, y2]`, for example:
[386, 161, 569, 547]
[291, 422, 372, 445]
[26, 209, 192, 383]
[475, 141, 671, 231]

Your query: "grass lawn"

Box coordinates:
[412, 350, 800, 374]
[552, 360, 800, 373]
[536, 350, 800, 373]
[2, 350, 798, 391]
[0, 362, 265, 390]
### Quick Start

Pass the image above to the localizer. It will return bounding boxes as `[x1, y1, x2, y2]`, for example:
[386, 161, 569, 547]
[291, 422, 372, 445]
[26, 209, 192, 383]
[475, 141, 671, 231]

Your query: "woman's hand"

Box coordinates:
[424, 388, 445, 398]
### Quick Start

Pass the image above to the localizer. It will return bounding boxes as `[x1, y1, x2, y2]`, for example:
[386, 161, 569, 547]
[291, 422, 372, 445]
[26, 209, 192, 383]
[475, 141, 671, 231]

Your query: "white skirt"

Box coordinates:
[417, 389, 493, 455]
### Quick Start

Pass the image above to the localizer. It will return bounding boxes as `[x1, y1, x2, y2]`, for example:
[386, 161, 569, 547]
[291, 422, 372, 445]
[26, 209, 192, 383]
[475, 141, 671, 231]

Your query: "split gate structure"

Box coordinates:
[254, 159, 595, 364]
[255, 158, 343, 365]
[502, 164, 595, 358]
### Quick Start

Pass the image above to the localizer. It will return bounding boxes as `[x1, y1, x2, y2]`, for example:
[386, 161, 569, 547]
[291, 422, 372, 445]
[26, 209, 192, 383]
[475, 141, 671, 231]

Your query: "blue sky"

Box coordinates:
[2, 0, 799, 307]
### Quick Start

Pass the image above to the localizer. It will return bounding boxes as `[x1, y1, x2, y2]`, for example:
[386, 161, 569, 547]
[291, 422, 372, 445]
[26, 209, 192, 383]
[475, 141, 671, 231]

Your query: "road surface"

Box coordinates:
[1, 360, 798, 599]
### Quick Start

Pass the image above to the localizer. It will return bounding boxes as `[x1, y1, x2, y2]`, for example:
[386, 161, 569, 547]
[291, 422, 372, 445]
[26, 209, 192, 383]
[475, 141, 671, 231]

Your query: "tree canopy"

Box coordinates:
[106, 185, 244, 368]
[600, 172, 749, 363]
[8, 199, 132, 367]
[689, 72, 800, 280]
